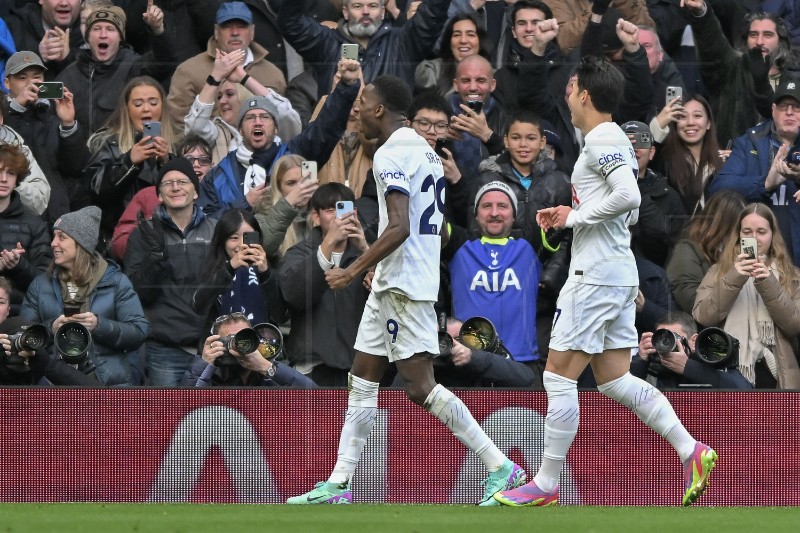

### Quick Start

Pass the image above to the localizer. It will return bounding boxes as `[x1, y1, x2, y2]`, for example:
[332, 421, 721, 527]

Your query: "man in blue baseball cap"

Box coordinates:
[167, 1, 287, 129]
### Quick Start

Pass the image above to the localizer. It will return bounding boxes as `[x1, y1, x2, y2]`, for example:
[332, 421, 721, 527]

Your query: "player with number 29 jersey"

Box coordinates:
[370, 127, 445, 300]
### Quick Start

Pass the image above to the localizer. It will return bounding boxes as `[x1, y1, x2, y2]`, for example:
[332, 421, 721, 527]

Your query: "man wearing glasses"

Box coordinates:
[124, 158, 217, 386]
[710, 77, 800, 266]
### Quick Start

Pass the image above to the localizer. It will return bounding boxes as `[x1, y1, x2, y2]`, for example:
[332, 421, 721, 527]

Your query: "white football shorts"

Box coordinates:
[354, 290, 439, 362]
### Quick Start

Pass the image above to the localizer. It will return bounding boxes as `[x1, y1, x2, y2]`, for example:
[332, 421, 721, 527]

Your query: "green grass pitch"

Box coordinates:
[1, 504, 798, 533]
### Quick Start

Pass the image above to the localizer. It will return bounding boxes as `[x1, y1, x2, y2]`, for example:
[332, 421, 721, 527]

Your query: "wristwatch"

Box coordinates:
[206, 75, 221, 86]
[263, 363, 277, 378]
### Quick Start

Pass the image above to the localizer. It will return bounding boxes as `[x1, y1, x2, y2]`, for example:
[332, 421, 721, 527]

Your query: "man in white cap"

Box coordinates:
[442, 180, 543, 386]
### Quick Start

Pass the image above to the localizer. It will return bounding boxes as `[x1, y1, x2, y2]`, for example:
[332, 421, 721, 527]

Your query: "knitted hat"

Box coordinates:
[539, 119, 563, 156]
[53, 206, 102, 254]
[474, 181, 518, 217]
[156, 158, 200, 193]
[5, 51, 46, 75]
[86, 6, 127, 41]
[236, 95, 279, 128]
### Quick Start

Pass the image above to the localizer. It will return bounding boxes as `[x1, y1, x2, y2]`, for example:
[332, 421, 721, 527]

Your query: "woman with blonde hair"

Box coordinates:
[184, 50, 301, 164]
[83, 76, 179, 241]
[693, 203, 800, 388]
[254, 154, 319, 262]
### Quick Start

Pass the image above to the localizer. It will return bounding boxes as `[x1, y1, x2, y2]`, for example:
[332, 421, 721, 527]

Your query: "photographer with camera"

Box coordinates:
[182, 312, 316, 388]
[632, 311, 752, 390]
[0, 310, 99, 387]
[425, 317, 535, 388]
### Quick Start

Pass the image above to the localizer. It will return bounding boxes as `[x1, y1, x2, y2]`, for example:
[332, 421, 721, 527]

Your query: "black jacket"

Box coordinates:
[5, 102, 90, 224]
[58, 42, 176, 133]
[278, 0, 450, 98]
[631, 168, 687, 267]
[4, 3, 83, 79]
[180, 357, 317, 388]
[124, 205, 216, 346]
[278, 227, 369, 371]
[0, 191, 52, 308]
[0, 348, 100, 386]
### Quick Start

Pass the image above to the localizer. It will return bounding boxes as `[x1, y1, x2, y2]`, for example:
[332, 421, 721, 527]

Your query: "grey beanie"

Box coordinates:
[474, 181, 518, 217]
[236, 95, 279, 128]
[53, 206, 102, 254]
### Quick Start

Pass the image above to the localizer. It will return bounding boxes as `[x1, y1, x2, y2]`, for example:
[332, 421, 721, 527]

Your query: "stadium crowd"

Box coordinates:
[1, 0, 800, 390]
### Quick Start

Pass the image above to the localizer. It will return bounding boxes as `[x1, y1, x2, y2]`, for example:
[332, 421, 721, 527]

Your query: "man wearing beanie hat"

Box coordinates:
[198, 61, 363, 219]
[20, 205, 148, 386]
[125, 151, 218, 387]
[57, 1, 177, 132]
[442, 180, 544, 385]
[620, 120, 684, 267]
[4, 0, 84, 79]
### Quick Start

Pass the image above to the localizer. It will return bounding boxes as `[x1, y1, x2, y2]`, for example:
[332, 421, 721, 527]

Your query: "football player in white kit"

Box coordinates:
[286, 75, 525, 506]
[495, 55, 717, 507]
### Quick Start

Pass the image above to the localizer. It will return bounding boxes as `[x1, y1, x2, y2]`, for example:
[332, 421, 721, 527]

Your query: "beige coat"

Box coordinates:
[167, 38, 286, 129]
[693, 265, 800, 389]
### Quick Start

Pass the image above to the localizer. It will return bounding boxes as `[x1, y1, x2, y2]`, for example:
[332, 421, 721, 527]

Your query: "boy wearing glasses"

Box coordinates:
[124, 158, 217, 386]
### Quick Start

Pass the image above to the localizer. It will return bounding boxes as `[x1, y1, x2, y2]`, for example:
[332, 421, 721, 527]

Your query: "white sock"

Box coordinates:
[533, 371, 579, 493]
[597, 372, 697, 462]
[424, 384, 506, 472]
[327, 374, 379, 484]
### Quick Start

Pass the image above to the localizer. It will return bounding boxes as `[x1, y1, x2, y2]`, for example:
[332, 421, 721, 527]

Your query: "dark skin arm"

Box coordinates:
[326, 190, 411, 289]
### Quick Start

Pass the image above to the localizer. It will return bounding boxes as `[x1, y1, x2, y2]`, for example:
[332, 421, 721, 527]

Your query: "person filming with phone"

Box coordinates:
[693, 203, 800, 389]
[198, 58, 363, 218]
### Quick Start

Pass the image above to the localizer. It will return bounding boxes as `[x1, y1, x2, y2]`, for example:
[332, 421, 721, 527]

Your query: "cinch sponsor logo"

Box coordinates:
[597, 152, 624, 165]
[379, 170, 406, 181]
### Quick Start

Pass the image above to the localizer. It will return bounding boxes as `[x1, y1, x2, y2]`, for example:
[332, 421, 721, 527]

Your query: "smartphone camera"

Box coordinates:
[242, 232, 260, 246]
[434, 138, 451, 159]
[786, 151, 800, 165]
[466, 100, 483, 114]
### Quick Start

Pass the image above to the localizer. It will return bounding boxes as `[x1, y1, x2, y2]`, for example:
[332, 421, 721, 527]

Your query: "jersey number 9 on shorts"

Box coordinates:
[419, 174, 445, 235]
[386, 319, 399, 343]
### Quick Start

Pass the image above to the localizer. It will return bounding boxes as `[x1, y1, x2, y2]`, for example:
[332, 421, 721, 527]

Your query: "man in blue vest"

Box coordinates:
[442, 180, 543, 386]
[197, 58, 362, 218]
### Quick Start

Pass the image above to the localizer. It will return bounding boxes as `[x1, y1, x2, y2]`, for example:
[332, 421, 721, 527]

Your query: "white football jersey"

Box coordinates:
[565, 121, 641, 286]
[371, 127, 445, 300]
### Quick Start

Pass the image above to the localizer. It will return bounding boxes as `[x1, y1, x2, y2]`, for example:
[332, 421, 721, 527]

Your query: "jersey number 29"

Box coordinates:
[419, 174, 445, 235]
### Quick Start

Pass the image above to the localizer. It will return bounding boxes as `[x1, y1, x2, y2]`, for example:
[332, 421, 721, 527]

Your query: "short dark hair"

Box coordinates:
[511, 0, 553, 23]
[575, 55, 624, 114]
[310, 182, 356, 212]
[174, 134, 212, 158]
[370, 75, 412, 116]
[505, 109, 543, 136]
[0, 144, 31, 184]
[408, 91, 450, 121]
[655, 311, 698, 337]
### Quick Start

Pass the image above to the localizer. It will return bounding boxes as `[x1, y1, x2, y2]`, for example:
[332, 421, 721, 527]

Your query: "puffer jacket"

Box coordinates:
[0, 191, 52, 306]
[277, 0, 450, 98]
[20, 260, 148, 386]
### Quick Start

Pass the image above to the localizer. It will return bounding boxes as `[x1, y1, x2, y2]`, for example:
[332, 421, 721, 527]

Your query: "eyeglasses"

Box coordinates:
[160, 179, 192, 189]
[412, 118, 449, 134]
[775, 101, 800, 112]
[184, 156, 212, 166]
[243, 113, 274, 123]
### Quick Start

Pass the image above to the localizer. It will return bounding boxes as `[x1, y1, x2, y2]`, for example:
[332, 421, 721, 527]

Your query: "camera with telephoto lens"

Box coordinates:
[648, 328, 691, 377]
[214, 327, 262, 367]
[437, 316, 512, 360]
[0, 324, 49, 366]
[55, 322, 92, 365]
[252, 322, 284, 360]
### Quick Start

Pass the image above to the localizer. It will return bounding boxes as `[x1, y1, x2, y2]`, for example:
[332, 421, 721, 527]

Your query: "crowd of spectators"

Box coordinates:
[2, 0, 800, 389]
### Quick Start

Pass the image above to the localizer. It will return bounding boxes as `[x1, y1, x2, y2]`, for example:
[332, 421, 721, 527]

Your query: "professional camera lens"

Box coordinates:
[252, 323, 284, 360]
[651, 328, 681, 355]
[231, 328, 260, 355]
[459, 317, 498, 352]
[55, 322, 91, 364]
[696, 327, 739, 367]
[10, 324, 49, 352]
